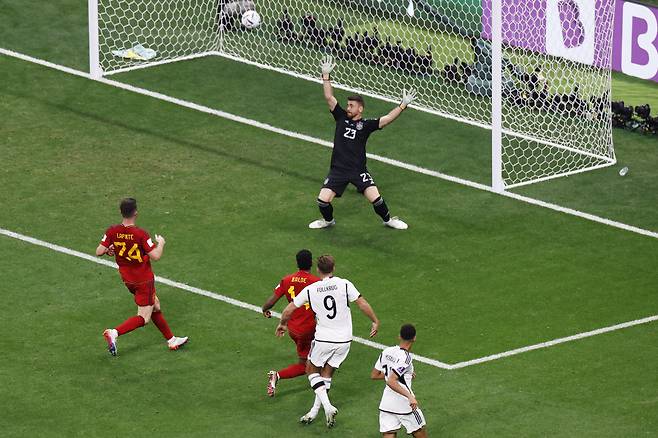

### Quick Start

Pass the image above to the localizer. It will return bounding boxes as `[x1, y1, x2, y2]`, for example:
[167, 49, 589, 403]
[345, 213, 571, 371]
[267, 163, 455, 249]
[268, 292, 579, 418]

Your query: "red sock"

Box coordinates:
[278, 363, 306, 379]
[151, 311, 173, 340]
[115, 315, 145, 336]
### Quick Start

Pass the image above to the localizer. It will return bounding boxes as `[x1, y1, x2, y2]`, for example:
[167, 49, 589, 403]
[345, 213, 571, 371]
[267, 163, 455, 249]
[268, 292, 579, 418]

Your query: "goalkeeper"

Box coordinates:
[309, 55, 416, 230]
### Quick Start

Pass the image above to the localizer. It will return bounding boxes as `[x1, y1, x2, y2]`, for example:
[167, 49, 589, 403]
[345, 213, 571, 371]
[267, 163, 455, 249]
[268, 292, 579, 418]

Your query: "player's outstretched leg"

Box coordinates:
[309, 189, 337, 229]
[365, 188, 408, 230]
[151, 298, 188, 351]
[268, 362, 305, 397]
[102, 315, 145, 356]
[309, 199, 336, 229]
[300, 376, 330, 423]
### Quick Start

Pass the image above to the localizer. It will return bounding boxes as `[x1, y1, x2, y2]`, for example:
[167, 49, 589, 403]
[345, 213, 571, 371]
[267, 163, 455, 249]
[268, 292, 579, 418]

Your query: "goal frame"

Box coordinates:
[87, 0, 616, 191]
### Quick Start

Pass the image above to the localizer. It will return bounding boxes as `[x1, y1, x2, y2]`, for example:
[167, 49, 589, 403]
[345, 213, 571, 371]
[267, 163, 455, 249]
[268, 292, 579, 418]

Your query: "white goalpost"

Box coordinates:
[88, 0, 616, 189]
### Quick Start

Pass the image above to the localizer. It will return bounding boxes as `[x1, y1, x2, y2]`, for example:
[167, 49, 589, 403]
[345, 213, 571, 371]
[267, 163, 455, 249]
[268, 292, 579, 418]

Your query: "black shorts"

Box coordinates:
[322, 170, 376, 197]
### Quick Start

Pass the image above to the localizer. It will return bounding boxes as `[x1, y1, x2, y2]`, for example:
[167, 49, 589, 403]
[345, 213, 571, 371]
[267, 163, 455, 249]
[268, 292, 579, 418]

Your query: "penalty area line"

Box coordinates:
[0, 227, 453, 370]
[2, 226, 657, 369]
[451, 314, 658, 369]
[1, 48, 658, 241]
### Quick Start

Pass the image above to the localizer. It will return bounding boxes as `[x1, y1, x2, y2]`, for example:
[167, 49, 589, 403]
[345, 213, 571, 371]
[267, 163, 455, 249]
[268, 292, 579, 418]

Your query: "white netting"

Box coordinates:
[96, 0, 616, 187]
[98, 0, 220, 73]
[484, 0, 617, 187]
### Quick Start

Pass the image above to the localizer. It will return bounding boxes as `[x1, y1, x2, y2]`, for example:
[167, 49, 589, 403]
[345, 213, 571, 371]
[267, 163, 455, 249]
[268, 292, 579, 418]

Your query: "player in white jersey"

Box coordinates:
[371, 324, 427, 437]
[276, 254, 380, 428]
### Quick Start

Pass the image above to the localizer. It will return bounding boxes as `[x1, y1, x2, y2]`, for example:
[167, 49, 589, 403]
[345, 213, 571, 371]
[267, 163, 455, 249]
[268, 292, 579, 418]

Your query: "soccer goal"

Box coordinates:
[89, 0, 616, 190]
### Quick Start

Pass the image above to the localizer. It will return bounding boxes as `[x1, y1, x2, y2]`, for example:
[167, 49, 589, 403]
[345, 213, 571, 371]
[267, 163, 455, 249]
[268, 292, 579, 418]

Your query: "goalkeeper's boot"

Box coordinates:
[325, 405, 338, 428]
[384, 216, 408, 230]
[267, 371, 279, 397]
[167, 336, 189, 351]
[103, 328, 118, 356]
[308, 219, 336, 229]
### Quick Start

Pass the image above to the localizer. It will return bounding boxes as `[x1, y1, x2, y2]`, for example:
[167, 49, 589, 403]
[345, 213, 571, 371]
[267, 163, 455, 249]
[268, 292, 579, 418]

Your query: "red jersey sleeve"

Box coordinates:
[141, 230, 157, 254]
[100, 227, 113, 248]
[274, 277, 288, 298]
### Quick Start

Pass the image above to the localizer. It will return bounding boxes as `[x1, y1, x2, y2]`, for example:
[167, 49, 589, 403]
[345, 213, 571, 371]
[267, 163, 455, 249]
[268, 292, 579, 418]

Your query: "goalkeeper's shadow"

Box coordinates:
[5, 87, 319, 185]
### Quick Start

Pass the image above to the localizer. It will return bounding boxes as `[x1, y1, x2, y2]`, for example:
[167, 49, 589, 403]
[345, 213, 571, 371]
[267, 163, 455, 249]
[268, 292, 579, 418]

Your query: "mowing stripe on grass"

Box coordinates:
[1, 47, 658, 241]
[0, 227, 453, 370]
[2, 227, 657, 370]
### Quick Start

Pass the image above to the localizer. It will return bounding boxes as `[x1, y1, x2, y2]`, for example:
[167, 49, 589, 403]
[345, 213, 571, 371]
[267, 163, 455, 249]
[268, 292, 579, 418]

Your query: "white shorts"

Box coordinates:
[379, 409, 426, 435]
[308, 340, 351, 368]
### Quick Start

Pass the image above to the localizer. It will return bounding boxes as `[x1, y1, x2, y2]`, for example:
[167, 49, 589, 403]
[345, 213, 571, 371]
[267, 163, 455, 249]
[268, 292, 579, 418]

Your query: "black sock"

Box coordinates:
[317, 198, 334, 222]
[372, 196, 391, 222]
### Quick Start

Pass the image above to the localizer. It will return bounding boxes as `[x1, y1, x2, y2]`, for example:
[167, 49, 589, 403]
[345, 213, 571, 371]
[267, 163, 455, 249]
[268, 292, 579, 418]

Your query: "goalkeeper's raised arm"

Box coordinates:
[321, 55, 338, 110]
[378, 88, 416, 129]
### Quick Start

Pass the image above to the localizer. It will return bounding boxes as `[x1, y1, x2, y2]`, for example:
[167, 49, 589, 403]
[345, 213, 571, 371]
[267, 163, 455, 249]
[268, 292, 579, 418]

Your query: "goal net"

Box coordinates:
[92, 0, 616, 189]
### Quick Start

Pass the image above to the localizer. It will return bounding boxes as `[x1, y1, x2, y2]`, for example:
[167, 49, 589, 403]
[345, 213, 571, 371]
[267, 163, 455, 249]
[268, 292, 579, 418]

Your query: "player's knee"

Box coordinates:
[412, 427, 427, 438]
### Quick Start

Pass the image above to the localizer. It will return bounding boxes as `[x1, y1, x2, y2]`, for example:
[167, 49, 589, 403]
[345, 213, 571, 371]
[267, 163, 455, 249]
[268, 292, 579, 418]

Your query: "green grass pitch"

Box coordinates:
[1, 1, 658, 436]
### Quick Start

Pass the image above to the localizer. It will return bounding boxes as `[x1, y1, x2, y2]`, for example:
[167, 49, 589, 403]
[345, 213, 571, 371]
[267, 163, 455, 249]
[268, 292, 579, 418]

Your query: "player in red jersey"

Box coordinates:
[95, 198, 188, 356]
[262, 249, 320, 397]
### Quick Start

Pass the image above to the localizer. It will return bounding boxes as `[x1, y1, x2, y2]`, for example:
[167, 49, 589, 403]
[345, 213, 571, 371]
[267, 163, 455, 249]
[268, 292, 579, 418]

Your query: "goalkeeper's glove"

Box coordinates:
[401, 88, 417, 108]
[321, 55, 336, 79]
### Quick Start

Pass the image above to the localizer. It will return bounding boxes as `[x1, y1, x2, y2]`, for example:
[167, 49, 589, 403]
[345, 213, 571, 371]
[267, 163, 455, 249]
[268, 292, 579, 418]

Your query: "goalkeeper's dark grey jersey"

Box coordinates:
[330, 104, 381, 173]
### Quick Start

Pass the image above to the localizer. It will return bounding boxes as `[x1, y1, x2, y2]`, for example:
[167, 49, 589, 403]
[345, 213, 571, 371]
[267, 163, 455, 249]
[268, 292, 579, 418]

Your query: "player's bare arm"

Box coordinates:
[275, 301, 297, 336]
[146, 234, 166, 261]
[378, 89, 417, 129]
[261, 293, 282, 318]
[387, 371, 419, 410]
[355, 296, 380, 337]
[96, 244, 108, 256]
[321, 54, 338, 111]
[370, 368, 385, 380]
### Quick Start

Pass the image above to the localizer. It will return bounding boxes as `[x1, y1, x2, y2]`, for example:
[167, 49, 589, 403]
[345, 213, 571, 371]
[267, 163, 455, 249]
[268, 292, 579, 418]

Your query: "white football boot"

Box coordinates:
[384, 216, 408, 230]
[267, 371, 279, 397]
[167, 336, 189, 350]
[300, 408, 319, 424]
[103, 328, 118, 356]
[325, 405, 338, 428]
[308, 218, 336, 229]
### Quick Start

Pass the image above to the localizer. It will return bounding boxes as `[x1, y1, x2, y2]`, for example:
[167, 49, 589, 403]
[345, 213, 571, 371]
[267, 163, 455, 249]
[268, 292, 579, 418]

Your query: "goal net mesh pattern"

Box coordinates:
[98, 0, 220, 73]
[97, 0, 616, 188]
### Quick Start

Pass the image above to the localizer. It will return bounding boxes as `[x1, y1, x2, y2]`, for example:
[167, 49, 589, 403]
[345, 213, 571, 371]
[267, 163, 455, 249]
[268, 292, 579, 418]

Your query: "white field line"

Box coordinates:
[2, 226, 657, 370]
[0, 227, 452, 369]
[2, 48, 656, 240]
[450, 314, 658, 369]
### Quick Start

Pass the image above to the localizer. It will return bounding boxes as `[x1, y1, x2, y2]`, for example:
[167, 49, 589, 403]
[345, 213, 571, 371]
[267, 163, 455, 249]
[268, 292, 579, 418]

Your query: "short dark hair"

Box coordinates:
[119, 198, 138, 218]
[347, 95, 365, 108]
[317, 255, 335, 274]
[296, 249, 313, 271]
[400, 324, 416, 341]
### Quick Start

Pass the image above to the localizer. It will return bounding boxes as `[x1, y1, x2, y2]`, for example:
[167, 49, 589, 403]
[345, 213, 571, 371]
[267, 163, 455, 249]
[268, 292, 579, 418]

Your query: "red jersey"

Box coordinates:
[274, 270, 320, 335]
[100, 224, 156, 284]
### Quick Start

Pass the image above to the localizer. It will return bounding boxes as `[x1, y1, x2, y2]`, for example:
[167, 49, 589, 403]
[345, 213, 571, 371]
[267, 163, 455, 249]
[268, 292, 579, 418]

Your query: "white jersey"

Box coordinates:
[293, 276, 361, 343]
[374, 346, 416, 414]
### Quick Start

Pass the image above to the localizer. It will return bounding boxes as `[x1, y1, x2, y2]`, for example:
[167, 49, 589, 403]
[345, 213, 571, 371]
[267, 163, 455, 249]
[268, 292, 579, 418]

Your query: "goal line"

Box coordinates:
[1, 47, 655, 241]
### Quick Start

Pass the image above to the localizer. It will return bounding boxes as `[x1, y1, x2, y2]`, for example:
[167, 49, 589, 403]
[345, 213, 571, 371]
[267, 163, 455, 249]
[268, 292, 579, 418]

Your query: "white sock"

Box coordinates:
[309, 378, 332, 414]
[308, 373, 332, 412]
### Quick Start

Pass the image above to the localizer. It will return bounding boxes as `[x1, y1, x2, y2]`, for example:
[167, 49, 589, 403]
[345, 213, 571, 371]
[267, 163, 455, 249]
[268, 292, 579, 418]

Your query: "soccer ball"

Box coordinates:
[241, 10, 261, 29]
